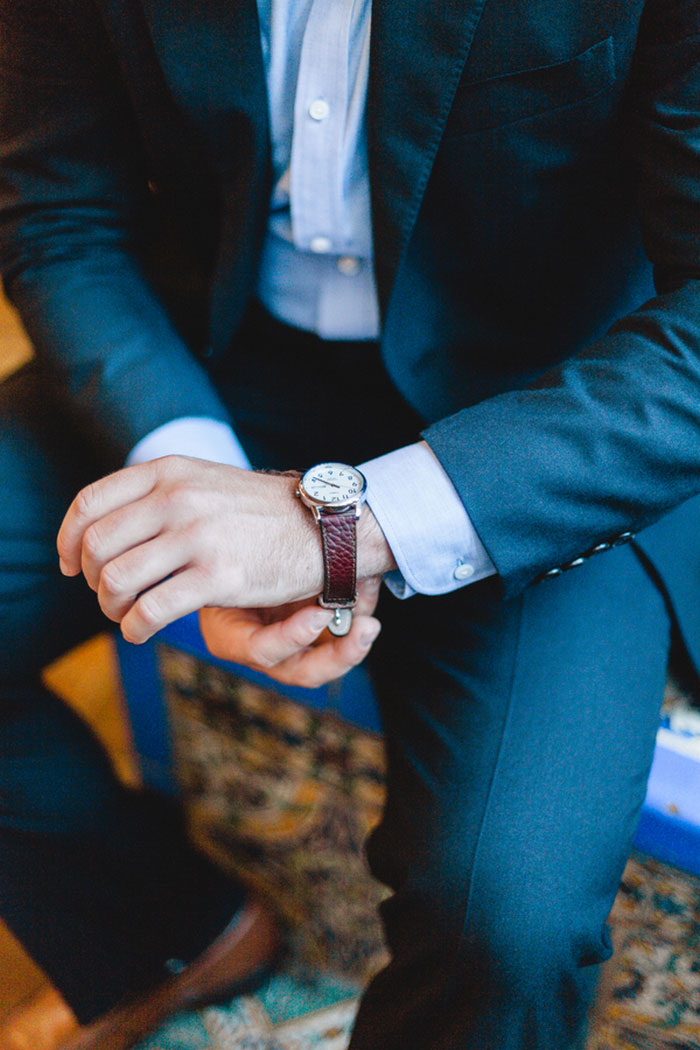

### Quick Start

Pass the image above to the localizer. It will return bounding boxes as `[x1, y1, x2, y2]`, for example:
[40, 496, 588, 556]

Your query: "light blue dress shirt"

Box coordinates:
[255, 0, 379, 339]
[128, 0, 496, 596]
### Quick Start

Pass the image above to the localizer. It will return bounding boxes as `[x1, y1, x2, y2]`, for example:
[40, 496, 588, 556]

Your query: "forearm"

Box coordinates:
[0, 0, 230, 462]
[425, 278, 700, 598]
[425, 5, 700, 599]
[7, 251, 231, 464]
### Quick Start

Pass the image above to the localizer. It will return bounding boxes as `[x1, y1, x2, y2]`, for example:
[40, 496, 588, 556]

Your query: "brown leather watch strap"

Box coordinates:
[319, 509, 357, 607]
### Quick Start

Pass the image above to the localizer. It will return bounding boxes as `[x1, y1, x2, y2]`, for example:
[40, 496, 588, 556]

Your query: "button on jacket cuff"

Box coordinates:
[126, 418, 253, 469]
[359, 441, 496, 598]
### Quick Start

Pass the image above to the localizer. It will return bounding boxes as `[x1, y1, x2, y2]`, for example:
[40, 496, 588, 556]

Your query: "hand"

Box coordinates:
[199, 575, 382, 689]
[57, 455, 394, 645]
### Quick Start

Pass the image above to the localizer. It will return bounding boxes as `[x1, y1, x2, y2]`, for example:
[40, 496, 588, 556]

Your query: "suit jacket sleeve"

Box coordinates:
[423, 0, 700, 599]
[0, 0, 231, 466]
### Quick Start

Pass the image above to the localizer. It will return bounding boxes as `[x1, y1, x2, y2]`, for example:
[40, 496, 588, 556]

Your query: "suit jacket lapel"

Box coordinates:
[129, 0, 272, 346]
[105, 0, 486, 337]
[138, 0, 269, 175]
[369, 0, 488, 315]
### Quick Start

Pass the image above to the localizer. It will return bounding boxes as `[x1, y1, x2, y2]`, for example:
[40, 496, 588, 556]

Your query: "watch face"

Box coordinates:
[300, 463, 367, 508]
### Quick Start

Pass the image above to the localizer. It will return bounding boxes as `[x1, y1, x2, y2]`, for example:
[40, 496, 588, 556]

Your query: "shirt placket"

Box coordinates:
[289, 0, 351, 256]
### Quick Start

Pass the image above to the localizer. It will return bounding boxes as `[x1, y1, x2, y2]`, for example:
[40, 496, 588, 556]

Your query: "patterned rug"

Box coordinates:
[134, 647, 700, 1050]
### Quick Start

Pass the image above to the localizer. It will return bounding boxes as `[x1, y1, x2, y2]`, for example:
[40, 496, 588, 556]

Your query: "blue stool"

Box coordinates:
[116, 614, 700, 878]
[634, 742, 700, 876]
[115, 612, 380, 796]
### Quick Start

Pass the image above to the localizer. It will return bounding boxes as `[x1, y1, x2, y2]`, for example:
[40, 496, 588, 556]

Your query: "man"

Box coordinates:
[1, 0, 700, 1046]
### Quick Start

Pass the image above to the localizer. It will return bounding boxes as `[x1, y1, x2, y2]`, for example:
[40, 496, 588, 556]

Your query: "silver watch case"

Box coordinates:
[297, 463, 367, 520]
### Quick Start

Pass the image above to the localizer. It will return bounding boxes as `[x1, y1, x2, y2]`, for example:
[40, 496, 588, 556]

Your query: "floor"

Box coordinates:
[0, 293, 31, 382]
[0, 294, 140, 1025]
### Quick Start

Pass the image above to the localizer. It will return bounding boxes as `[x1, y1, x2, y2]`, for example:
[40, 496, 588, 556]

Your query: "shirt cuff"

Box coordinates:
[358, 441, 496, 598]
[126, 417, 252, 469]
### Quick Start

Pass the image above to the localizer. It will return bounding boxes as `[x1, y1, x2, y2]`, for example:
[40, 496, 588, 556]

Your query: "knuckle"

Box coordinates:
[188, 555, 214, 586]
[74, 483, 98, 520]
[100, 601, 123, 625]
[198, 624, 217, 653]
[186, 518, 209, 546]
[160, 482, 196, 517]
[249, 647, 276, 671]
[134, 591, 163, 629]
[99, 559, 126, 596]
[206, 638, 228, 661]
[196, 546, 223, 581]
[152, 455, 181, 483]
[82, 522, 104, 558]
[188, 559, 222, 603]
[289, 624, 312, 649]
[158, 454, 185, 473]
[297, 667, 324, 690]
[199, 620, 225, 658]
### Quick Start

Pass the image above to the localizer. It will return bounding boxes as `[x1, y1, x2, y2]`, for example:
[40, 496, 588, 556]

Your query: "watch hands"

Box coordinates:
[311, 476, 342, 488]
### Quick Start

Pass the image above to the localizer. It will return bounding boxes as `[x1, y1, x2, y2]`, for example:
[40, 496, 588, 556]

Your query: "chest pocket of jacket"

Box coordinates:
[443, 35, 615, 139]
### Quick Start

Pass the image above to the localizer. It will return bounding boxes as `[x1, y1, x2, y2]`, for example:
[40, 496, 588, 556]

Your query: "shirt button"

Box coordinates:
[308, 98, 330, 121]
[337, 255, 361, 277]
[454, 562, 475, 581]
[310, 236, 333, 254]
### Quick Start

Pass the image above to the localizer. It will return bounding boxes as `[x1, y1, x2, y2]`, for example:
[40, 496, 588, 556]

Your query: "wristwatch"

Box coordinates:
[297, 462, 368, 636]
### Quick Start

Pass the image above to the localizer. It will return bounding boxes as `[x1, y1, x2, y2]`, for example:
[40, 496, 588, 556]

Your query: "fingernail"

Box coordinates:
[360, 622, 381, 648]
[59, 557, 70, 576]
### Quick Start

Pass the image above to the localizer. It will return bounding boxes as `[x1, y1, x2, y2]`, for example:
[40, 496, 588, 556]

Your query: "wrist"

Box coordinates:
[253, 470, 326, 599]
[295, 461, 395, 634]
[358, 504, 397, 579]
[283, 473, 326, 595]
[265, 469, 396, 595]
[288, 463, 395, 586]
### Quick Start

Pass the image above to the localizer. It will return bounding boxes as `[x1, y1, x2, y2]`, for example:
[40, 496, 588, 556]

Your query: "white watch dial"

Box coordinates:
[301, 463, 366, 506]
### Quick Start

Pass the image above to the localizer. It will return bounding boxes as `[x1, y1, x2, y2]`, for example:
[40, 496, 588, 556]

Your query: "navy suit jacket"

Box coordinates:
[2, 0, 700, 658]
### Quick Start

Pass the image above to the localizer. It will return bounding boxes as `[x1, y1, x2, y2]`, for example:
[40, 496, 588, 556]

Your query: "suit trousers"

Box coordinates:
[0, 364, 245, 1020]
[0, 305, 677, 1048]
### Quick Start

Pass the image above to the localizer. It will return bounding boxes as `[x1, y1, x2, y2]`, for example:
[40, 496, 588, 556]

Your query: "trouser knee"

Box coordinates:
[0, 361, 106, 684]
[368, 822, 611, 1005]
[0, 567, 110, 838]
[460, 890, 612, 1004]
[0, 683, 126, 838]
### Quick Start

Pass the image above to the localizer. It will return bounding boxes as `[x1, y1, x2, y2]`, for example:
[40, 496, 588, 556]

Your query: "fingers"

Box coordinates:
[274, 613, 381, 687]
[354, 575, 382, 616]
[202, 603, 333, 664]
[199, 603, 382, 689]
[119, 565, 213, 644]
[59, 452, 386, 659]
[201, 576, 382, 666]
[57, 461, 161, 574]
[96, 533, 193, 623]
[79, 499, 166, 592]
